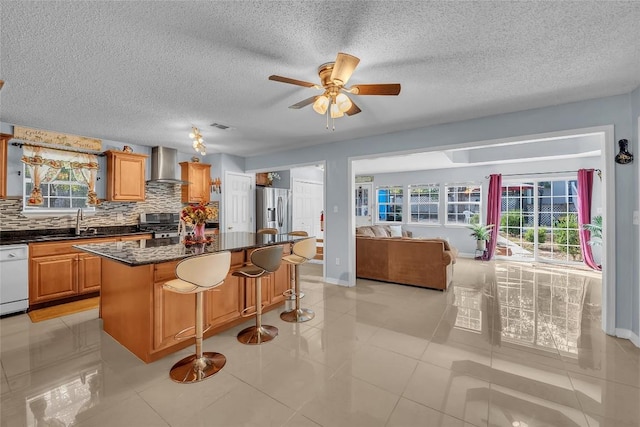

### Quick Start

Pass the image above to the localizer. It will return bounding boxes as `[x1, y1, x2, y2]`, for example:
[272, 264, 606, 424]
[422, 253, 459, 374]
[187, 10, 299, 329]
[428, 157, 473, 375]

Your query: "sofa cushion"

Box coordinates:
[371, 225, 390, 237]
[388, 225, 403, 237]
[356, 226, 375, 237]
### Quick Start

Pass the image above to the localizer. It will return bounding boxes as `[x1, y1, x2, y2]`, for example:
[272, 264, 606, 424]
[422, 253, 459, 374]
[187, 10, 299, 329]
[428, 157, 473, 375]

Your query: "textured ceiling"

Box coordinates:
[1, 1, 639, 158]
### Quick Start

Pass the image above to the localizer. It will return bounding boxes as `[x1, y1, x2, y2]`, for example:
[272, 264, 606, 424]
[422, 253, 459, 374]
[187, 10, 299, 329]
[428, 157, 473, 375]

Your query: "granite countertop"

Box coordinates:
[0, 226, 150, 245]
[73, 232, 305, 266]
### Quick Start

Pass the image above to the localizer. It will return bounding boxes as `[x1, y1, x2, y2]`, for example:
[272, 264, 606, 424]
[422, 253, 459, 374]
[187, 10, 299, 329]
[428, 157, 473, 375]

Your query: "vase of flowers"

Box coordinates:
[180, 203, 218, 241]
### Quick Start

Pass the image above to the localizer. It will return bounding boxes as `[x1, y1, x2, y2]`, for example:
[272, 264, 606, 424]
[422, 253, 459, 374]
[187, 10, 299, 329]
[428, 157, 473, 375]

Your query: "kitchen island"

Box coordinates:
[75, 233, 300, 363]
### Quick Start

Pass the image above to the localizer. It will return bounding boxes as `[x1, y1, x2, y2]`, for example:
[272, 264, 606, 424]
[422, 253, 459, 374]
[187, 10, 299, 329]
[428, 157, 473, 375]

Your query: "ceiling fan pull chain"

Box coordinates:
[326, 108, 329, 129]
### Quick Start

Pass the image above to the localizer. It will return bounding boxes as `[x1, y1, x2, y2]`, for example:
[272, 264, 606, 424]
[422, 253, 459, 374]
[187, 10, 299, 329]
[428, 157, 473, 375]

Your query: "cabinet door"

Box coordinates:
[107, 152, 146, 201]
[0, 136, 8, 199]
[78, 254, 102, 294]
[180, 163, 211, 203]
[152, 281, 196, 350]
[30, 254, 78, 304]
[205, 273, 242, 329]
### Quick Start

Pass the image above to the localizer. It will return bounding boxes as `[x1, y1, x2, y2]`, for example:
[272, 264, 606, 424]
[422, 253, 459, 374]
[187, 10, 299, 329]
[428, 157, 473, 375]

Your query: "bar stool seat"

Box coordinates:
[257, 228, 278, 234]
[233, 245, 284, 344]
[281, 237, 316, 323]
[163, 251, 231, 383]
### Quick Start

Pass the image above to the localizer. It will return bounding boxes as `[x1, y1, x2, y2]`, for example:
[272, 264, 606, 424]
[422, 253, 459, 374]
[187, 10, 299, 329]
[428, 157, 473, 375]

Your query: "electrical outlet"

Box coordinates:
[333, 205, 338, 213]
[633, 210, 639, 225]
[116, 212, 124, 221]
[335, 257, 340, 265]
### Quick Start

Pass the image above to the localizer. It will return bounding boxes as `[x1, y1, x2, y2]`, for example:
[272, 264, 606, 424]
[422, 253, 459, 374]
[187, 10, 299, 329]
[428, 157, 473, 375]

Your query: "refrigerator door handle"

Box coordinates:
[277, 196, 283, 227]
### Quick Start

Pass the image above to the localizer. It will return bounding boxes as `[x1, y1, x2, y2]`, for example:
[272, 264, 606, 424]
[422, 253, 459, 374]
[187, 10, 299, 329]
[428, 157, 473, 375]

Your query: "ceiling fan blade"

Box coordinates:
[0, 80, 4, 90]
[351, 84, 401, 96]
[288, 96, 318, 109]
[269, 75, 317, 88]
[345, 100, 361, 116]
[330, 53, 360, 86]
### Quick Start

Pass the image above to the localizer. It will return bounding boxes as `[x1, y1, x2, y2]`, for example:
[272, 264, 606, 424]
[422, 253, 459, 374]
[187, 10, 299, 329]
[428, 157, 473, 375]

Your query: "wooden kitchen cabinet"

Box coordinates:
[0, 134, 10, 199]
[180, 162, 211, 203]
[105, 150, 148, 201]
[29, 237, 117, 306]
[29, 253, 78, 304]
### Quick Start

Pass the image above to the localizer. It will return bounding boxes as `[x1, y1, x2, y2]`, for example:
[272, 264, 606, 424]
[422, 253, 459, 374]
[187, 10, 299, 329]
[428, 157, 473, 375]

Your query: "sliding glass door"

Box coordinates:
[499, 179, 582, 264]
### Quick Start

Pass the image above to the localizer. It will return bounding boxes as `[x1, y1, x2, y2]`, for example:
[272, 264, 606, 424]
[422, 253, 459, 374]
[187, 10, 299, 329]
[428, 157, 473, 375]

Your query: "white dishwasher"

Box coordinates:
[0, 244, 29, 316]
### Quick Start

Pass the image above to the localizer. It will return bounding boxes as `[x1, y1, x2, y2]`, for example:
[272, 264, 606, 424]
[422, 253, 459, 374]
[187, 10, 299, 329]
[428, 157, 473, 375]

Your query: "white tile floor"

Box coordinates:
[1, 259, 638, 426]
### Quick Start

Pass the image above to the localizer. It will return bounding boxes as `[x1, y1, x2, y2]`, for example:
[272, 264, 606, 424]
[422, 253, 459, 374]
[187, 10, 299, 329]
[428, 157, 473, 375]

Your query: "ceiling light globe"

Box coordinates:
[336, 93, 352, 113]
[312, 95, 329, 115]
[330, 103, 344, 118]
[189, 132, 195, 139]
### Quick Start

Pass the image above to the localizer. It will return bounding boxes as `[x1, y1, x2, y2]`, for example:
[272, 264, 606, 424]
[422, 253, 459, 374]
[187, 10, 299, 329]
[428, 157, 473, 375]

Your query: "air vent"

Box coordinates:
[210, 123, 231, 130]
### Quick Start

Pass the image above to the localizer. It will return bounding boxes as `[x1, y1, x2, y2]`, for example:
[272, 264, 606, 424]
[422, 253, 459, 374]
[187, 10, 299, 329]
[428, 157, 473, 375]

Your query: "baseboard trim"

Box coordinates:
[325, 277, 352, 287]
[614, 328, 640, 348]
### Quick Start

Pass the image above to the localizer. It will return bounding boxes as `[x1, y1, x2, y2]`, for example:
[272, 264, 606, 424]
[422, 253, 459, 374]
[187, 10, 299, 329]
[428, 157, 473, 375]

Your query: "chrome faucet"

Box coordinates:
[75, 209, 86, 235]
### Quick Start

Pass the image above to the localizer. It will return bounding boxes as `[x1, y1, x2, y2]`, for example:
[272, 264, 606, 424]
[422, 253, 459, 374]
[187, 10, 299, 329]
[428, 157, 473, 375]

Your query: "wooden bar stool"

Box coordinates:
[280, 237, 316, 323]
[284, 231, 308, 300]
[233, 245, 284, 344]
[163, 251, 231, 383]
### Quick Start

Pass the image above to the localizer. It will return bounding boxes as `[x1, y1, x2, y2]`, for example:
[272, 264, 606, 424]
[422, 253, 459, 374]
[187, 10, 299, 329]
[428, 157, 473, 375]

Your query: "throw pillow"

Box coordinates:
[389, 225, 403, 237]
[371, 226, 389, 237]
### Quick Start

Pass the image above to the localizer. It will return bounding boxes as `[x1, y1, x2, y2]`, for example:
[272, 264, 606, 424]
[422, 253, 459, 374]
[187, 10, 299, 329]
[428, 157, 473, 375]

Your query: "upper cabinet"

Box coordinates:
[0, 135, 8, 199]
[180, 162, 211, 203]
[105, 150, 148, 201]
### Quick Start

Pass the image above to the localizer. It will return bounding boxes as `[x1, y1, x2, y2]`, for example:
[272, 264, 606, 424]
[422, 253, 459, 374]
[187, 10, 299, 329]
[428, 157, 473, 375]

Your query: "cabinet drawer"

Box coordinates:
[30, 237, 117, 257]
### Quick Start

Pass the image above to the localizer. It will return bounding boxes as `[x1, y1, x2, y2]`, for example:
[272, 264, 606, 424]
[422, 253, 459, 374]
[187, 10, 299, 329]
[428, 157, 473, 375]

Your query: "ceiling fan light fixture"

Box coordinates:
[336, 92, 352, 113]
[330, 103, 344, 119]
[189, 126, 206, 155]
[313, 95, 329, 115]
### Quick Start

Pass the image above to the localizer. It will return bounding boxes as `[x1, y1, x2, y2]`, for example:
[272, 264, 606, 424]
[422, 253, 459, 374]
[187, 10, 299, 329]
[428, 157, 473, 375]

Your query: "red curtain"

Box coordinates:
[577, 169, 601, 271]
[483, 174, 502, 260]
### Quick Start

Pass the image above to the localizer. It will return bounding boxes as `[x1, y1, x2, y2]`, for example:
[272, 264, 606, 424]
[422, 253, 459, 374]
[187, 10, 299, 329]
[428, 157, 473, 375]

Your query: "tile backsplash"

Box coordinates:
[0, 182, 217, 231]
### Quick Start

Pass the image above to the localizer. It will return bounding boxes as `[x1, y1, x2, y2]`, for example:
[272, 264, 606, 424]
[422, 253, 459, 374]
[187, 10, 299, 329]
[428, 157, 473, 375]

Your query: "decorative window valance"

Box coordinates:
[21, 145, 100, 206]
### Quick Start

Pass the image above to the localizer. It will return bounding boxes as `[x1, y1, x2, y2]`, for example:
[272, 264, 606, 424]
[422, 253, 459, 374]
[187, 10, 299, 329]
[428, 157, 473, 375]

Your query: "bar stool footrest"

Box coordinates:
[280, 308, 315, 323]
[169, 352, 226, 383]
[282, 289, 305, 300]
[237, 325, 278, 345]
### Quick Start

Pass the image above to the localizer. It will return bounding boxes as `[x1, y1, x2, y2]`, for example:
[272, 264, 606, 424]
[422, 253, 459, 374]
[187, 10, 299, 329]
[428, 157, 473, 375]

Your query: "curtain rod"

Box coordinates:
[11, 140, 105, 156]
[485, 169, 601, 180]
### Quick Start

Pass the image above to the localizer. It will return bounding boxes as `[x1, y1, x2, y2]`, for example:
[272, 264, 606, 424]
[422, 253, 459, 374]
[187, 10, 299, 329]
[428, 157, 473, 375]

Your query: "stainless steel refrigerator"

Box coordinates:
[256, 187, 291, 234]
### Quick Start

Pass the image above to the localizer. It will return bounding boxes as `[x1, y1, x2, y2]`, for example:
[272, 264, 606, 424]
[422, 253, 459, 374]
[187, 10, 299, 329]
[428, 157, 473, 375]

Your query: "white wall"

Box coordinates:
[245, 92, 638, 335]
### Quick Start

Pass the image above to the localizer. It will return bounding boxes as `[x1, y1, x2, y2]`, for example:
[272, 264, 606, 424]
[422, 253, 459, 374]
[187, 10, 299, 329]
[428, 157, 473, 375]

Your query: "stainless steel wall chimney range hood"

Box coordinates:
[147, 146, 188, 184]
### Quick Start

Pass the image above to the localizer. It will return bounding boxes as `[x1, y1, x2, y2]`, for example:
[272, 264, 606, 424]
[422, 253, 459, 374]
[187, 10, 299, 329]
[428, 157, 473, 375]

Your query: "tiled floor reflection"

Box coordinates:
[1, 259, 638, 426]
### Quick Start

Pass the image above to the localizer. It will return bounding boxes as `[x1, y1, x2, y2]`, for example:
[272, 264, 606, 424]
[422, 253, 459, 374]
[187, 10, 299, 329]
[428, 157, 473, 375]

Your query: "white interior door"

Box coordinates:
[224, 172, 253, 232]
[355, 183, 373, 226]
[292, 179, 324, 239]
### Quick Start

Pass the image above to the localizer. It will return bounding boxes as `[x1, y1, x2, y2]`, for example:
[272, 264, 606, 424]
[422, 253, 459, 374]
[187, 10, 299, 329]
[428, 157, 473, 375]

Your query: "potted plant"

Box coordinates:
[467, 223, 494, 251]
[582, 215, 602, 246]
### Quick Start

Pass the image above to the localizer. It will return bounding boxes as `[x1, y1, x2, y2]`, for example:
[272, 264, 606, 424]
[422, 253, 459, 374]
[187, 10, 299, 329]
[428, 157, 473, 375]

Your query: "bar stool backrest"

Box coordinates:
[175, 251, 232, 289]
[257, 228, 278, 235]
[292, 237, 317, 261]
[250, 245, 284, 273]
[288, 231, 308, 236]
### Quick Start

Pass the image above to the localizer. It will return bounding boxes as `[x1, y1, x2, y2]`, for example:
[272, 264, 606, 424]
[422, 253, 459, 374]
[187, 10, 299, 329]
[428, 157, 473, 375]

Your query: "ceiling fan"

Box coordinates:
[269, 53, 400, 129]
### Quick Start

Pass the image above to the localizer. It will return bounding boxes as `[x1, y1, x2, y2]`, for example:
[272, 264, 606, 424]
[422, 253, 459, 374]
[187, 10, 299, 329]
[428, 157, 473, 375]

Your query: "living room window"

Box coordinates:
[408, 184, 440, 224]
[376, 186, 403, 223]
[445, 183, 481, 225]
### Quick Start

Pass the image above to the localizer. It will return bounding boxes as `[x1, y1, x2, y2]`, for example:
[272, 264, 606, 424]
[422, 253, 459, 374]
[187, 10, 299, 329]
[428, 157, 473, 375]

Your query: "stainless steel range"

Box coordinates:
[139, 213, 181, 238]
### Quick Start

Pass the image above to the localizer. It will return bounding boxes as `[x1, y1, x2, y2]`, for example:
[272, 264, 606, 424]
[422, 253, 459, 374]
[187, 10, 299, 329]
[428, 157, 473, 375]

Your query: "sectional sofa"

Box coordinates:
[355, 225, 457, 291]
